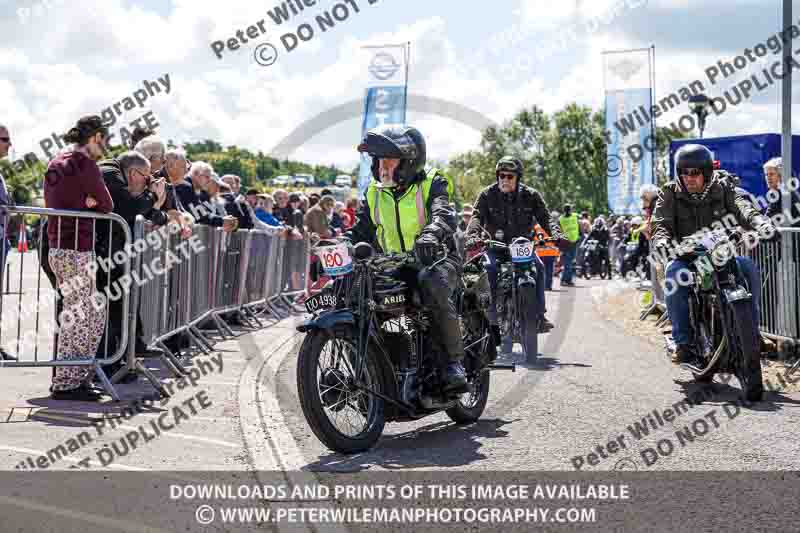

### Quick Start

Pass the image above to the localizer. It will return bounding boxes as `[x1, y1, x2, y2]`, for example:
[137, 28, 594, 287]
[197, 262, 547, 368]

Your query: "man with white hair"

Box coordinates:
[221, 174, 254, 229]
[186, 162, 237, 232]
[764, 157, 800, 227]
[134, 137, 166, 176]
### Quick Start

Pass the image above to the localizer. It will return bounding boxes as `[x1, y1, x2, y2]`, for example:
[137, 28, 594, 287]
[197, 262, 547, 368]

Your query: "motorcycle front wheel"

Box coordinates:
[517, 284, 540, 364]
[446, 369, 491, 424]
[297, 326, 386, 454]
[729, 300, 763, 402]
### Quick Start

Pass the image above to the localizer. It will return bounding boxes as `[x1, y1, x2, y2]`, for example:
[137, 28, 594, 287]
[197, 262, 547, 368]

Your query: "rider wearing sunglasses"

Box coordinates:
[651, 144, 777, 365]
[465, 156, 560, 341]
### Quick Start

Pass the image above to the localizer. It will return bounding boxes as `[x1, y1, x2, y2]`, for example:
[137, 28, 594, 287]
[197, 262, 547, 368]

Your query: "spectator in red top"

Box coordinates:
[43, 115, 114, 401]
[344, 197, 358, 228]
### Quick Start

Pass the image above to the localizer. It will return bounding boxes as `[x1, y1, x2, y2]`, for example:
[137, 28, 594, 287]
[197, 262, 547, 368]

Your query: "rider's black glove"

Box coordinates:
[414, 233, 442, 266]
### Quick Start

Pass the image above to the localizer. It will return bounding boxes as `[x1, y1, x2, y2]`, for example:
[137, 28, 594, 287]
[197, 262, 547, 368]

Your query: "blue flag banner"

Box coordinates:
[603, 49, 654, 215]
[357, 45, 409, 197]
[606, 88, 654, 214]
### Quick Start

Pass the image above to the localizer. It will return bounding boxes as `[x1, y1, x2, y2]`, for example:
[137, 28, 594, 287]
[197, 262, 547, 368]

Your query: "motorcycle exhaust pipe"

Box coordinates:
[488, 363, 516, 372]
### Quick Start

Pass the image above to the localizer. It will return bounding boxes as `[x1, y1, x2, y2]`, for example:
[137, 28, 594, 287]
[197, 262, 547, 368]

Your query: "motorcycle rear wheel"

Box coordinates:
[297, 327, 386, 454]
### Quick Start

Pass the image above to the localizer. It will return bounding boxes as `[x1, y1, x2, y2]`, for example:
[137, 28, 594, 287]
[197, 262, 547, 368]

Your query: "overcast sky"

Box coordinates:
[1, 0, 799, 170]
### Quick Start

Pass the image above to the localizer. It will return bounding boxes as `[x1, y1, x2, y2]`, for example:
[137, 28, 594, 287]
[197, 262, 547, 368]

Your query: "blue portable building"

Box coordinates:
[669, 134, 800, 198]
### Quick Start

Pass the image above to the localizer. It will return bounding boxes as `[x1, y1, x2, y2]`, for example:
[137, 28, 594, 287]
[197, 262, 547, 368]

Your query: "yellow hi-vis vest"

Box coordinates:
[559, 213, 580, 242]
[628, 226, 642, 244]
[367, 170, 438, 253]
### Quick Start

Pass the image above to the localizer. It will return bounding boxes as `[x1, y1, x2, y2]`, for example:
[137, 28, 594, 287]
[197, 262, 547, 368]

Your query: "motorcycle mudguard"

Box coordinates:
[296, 309, 355, 333]
[516, 275, 538, 315]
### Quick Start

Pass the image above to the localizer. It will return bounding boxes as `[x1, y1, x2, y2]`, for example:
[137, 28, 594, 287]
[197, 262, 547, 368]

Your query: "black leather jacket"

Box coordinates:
[466, 183, 558, 244]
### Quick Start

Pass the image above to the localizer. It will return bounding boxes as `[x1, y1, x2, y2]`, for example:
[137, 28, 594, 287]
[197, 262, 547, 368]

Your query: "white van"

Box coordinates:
[335, 175, 352, 187]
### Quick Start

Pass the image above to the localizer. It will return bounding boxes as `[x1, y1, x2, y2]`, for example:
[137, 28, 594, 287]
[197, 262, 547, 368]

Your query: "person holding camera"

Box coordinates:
[95, 150, 168, 378]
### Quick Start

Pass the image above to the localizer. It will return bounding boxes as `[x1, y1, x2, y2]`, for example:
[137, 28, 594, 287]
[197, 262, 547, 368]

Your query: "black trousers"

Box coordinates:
[95, 264, 146, 361]
[395, 257, 464, 365]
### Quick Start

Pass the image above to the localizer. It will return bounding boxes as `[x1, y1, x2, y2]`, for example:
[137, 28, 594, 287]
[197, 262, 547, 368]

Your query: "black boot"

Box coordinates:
[490, 325, 502, 346]
[0, 349, 16, 361]
[444, 362, 468, 393]
[672, 344, 697, 365]
[50, 384, 104, 402]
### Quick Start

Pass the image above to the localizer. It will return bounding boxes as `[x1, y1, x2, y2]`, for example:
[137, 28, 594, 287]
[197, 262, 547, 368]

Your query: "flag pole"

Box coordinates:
[404, 41, 411, 124]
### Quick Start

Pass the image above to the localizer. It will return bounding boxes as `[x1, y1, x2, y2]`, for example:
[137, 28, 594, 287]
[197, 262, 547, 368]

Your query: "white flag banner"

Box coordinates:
[603, 49, 651, 91]
[363, 45, 408, 88]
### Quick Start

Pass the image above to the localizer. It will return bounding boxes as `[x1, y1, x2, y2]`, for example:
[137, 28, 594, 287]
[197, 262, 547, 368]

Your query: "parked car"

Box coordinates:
[295, 173, 314, 186]
[335, 175, 353, 188]
[272, 175, 291, 186]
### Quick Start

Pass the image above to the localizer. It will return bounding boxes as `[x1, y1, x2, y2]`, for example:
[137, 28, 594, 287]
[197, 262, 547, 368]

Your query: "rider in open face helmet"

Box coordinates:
[357, 125, 427, 190]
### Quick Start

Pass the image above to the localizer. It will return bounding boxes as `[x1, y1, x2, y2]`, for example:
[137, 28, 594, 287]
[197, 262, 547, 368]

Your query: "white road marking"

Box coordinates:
[0, 444, 146, 471]
[0, 494, 172, 533]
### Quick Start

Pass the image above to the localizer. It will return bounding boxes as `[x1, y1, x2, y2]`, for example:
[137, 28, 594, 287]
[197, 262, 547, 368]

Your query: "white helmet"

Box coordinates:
[631, 216, 643, 226]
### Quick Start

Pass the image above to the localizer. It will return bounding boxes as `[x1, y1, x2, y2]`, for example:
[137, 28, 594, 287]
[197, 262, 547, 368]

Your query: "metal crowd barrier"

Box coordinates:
[0, 207, 311, 401]
[746, 228, 800, 343]
[0, 206, 134, 401]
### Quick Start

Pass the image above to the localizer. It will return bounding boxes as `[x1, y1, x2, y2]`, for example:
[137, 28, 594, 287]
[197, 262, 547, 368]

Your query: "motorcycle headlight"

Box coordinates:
[711, 241, 734, 265]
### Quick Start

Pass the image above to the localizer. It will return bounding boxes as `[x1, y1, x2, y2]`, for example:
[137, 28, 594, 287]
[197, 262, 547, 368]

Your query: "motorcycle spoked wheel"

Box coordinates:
[728, 300, 764, 402]
[446, 367, 491, 424]
[498, 293, 515, 355]
[297, 326, 386, 454]
[599, 259, 609, 280]
[516, 284, 540, 364]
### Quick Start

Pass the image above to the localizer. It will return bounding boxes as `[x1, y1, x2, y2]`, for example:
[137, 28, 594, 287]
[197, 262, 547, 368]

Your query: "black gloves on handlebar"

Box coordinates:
[414, 233, 443, 266]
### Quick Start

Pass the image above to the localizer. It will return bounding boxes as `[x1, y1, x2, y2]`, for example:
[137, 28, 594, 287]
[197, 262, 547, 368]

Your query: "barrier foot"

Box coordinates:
[786, 357, 800, 378]
[184, 329, 211, 355]
[243, 307, 265, 328]
[157, 344, 188, 377]
[265, 299, 286, 319]
[654, 311, 670, 328]
[189, 326, 215, 352]
[238, 309, 259, 329]
[267, 295, 291, 320]
[136, 359, 169, 399]
[213, 313, 236, 338]
[639, 301, 659, 321]
[94, 361, 121, 402]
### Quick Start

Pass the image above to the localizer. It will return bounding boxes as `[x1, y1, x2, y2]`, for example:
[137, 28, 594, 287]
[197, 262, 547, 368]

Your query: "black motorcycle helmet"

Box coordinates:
[496, 156, 524, 182]
[357, 125, 426, 187]
[675, 144, 714, 187]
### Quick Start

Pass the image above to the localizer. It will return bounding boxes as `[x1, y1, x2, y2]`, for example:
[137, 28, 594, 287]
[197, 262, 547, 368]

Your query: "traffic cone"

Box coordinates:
[17, 223, 27, 253]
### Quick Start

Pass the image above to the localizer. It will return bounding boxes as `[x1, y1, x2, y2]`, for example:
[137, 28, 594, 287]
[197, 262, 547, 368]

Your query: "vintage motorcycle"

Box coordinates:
[673, 229, 765, 402]
[582, 239, 611, 279]
[470, 230, 554, 363]
[296, 240, 512, 454]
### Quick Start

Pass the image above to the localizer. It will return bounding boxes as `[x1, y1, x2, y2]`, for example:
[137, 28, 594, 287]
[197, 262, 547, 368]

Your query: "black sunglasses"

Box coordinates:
[498, 172, 517, 180]
[680, 168, 703, 178]
[0, 137, 10, 143]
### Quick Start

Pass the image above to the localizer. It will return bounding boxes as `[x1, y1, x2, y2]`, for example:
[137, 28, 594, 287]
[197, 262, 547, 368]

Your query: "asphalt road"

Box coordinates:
[3, 278, 800, 475]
